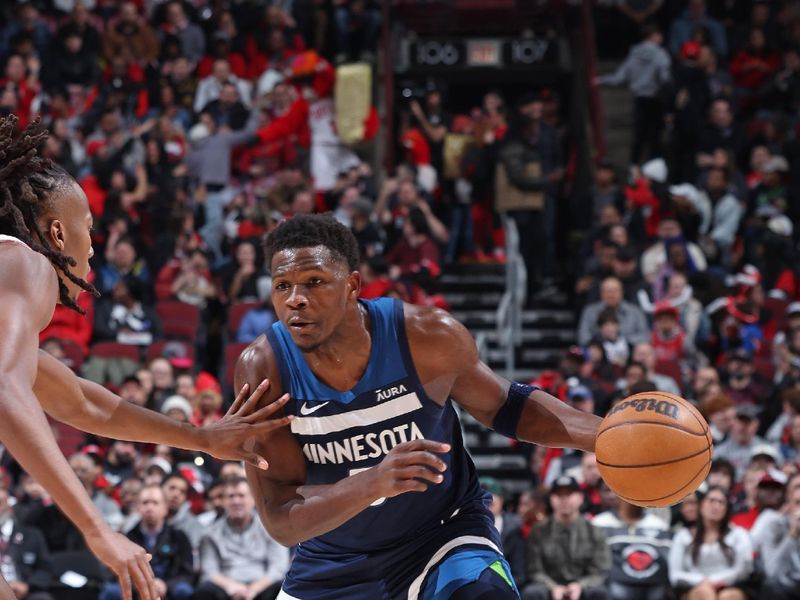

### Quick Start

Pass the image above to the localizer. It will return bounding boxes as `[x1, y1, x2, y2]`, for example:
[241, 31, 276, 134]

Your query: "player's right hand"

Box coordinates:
[369, 440, 450, 498]
[85, 528, 159, 600]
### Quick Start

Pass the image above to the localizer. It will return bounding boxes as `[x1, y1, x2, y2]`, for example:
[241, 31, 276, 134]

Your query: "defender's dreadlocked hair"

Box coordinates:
[264, 213, 360, 271]
[0, 115, 98, 313]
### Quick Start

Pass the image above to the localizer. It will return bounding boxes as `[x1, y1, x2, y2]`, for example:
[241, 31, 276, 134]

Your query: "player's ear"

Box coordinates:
[348, 270, 361, 297]
[46, 218, 66, 252]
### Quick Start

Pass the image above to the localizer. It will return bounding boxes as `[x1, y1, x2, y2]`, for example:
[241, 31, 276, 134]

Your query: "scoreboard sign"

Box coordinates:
[405, 37, 555, 71]
[467, 40, 502, 67]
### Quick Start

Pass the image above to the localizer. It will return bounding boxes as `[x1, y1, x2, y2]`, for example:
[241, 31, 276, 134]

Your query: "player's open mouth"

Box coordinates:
[288, 318, 315, 330]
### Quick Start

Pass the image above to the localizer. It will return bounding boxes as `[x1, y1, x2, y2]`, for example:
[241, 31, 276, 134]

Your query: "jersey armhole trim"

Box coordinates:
[393, 299, 421, 384]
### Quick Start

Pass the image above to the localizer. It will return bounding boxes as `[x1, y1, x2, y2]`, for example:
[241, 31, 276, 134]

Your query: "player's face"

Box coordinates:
[271, 246, 360, 351]
[43, 181, 94, 301]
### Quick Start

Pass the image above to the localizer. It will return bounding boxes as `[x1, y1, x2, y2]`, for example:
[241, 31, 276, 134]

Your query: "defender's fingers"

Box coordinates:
[129, 562, 155, 600]
[252, 414, 294, 432]
[118, 572, 132, 600]
[226, 383, 250, 415]
[138, 554, 159, 600]
[245, 394, 291, 422]
[240, 379, 271, 414]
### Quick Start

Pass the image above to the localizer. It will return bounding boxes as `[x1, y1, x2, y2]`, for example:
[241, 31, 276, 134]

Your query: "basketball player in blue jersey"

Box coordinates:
[235, 214, 602, 600]
[0, 115, 292, 600]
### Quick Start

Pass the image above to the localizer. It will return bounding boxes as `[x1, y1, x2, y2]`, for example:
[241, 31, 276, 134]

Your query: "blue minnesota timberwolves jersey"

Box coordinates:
[267, 298, 501, 599]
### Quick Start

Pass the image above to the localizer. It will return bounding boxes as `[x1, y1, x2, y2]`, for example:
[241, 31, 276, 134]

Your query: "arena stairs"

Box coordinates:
[443, 262, 576, 493]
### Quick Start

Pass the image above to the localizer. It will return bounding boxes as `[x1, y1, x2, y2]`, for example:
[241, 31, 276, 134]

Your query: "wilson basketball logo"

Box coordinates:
[596, 391, 712, 508]
[608, 397, 680, 420]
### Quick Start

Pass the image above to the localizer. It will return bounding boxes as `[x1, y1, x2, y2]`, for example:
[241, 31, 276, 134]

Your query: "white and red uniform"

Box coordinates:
[255, 51, 378, 192]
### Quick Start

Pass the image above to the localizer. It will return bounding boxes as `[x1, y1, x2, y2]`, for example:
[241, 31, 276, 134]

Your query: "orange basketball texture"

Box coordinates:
[595, 391, 713, 508]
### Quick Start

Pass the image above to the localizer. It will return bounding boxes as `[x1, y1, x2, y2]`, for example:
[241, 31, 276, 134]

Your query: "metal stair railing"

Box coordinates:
[494, 215, 527, 378]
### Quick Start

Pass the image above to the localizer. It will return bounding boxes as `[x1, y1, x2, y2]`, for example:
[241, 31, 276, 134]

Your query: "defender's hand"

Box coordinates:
[85, 529, 159, 600]
[200, 380, 293, 469]
[368, 440, 450, 499]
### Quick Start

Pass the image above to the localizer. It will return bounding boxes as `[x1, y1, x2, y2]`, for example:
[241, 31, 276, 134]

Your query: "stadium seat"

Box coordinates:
[58, 339, 85, 372]
[88, 342, 141, 362]
[50, 420, 85, 458]
[48, 551, 104, 600]
[156, 301, 201, 341]
[228, 301, 261, 338]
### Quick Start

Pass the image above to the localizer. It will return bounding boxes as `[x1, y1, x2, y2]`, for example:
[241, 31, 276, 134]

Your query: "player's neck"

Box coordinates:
[304, 302, 372, 389]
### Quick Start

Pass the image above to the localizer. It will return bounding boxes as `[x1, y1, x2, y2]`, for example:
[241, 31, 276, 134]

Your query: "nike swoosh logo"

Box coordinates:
[299, 401, 330, 416]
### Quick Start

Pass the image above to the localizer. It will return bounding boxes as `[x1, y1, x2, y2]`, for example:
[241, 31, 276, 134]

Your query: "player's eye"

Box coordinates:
[308, 278, 322, 285]
[275, 282, 290, 291]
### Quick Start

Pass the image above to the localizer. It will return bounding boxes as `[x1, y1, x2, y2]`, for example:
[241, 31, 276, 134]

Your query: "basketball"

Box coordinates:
[595, 391, 713, 508]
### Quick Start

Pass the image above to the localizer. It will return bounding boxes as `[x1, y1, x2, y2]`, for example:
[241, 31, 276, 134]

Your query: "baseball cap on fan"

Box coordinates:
[750, 443, 782, 466]
[654, 300, 679, 318]
[641, 158, 667, 183]
[162, 341, 193, 370]
[735, 404, 761, 421]
[757, 468, 787, 487]
[787, 302, 800, 318]
[567, 385, 593, 402]
[480, 477, 504, 498]
[550, 475, 581, 494]
[146, 456, 173, 477]
[161, 395, 193, 421]
[761, 155, 789, 174]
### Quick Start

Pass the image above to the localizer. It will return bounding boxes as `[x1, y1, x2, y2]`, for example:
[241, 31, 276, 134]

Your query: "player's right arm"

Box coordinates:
[0, 246, 158, 600]
[237, 338, 449, 547]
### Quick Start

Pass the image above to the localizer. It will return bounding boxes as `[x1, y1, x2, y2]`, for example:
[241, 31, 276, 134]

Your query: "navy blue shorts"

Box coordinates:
[276, 503, 519, 600]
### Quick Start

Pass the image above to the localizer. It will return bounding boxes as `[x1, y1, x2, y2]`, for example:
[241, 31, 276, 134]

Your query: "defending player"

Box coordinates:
[236, 214, 602, 599]
[0, 116, 291, 600]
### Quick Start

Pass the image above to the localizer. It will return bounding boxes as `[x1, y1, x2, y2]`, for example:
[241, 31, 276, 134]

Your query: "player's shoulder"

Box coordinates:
[0, 240, 58, 302]
[236, 333, 277, 374]
[234, 332, 284, 392]
[402, 302, 471, 342]
[402, 302, 477, 365]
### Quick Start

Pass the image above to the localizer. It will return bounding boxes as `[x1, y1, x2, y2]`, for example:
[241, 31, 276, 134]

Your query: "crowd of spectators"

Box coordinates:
[511, 1, 800, 599]
[0, 0, 389, 597]
[4, 0, 800, 599]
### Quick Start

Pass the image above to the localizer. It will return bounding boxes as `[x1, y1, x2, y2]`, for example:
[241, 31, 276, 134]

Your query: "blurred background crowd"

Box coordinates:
[2, 0, 800, 598]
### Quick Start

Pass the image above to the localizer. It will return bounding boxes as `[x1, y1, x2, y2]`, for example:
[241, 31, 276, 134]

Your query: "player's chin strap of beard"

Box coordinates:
[492, 382, 537, 440]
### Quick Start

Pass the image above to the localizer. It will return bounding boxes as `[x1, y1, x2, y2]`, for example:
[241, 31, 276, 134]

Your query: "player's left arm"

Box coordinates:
[409, 307, 600, 451]
[34, 350, 291, 469]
